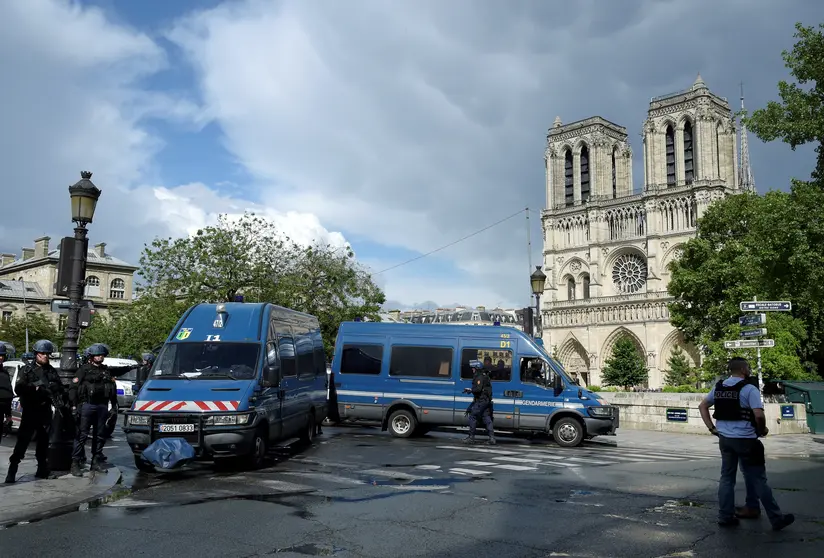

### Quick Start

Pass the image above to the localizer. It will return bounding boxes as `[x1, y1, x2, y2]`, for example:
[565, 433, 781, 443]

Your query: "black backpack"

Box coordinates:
[471, 370, 491, 397]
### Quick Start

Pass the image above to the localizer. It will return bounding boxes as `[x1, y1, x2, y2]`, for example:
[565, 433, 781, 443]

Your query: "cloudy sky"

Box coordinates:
[1, 0, 819, 311]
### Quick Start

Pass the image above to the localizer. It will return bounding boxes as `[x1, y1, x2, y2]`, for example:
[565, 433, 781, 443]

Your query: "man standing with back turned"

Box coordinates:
[698, 356, 794, 530]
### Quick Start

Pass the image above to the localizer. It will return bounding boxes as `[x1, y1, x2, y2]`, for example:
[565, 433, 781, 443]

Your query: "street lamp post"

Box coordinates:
[530, 266, 547, 339]
[59, 171, 101, 380]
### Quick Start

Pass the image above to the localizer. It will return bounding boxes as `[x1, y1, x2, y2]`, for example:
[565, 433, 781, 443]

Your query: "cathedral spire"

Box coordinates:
[739, 83, 756, 193]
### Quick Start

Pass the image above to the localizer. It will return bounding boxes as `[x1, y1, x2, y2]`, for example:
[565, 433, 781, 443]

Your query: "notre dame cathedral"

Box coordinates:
[539, 75, 750, 388]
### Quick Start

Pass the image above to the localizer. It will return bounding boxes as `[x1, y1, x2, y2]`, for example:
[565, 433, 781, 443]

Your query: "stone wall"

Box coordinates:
[598, 392, 810, 435]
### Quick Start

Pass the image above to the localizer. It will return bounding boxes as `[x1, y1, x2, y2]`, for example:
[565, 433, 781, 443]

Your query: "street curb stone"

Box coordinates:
[0, 466, 123, 528]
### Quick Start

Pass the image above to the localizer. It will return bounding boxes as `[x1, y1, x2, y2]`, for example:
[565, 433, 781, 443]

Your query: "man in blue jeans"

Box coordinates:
[698, 356, 794, 530]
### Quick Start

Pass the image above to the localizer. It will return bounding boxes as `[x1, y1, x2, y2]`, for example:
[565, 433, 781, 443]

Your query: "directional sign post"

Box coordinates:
[739, 301, 792, 312]
[739, 313, 766, 327]
[740, 328, 768, 338]
[735, 298, 791, 391]
[724, 339, 775, 349]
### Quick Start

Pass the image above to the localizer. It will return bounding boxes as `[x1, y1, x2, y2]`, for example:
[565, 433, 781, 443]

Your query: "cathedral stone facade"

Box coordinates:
[539, 75, 743, 389]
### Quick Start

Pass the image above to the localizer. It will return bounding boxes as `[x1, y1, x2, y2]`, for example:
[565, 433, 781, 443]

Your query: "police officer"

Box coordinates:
[463, 360, 495, 445]
[4, 339, 64, 483]
[0, 343, 13, 436]
[134, 352, 154, 394]
[698, 357, 795, 530]
[69, 343, 118, 475]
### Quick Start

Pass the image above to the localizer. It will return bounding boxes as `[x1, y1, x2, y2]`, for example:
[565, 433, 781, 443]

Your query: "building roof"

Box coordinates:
[0, 247, 136, 271]
[0, 279, 48, 301]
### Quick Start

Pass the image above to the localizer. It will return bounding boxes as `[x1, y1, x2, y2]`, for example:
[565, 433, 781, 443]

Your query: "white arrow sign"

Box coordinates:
[724, 339, 775, 349]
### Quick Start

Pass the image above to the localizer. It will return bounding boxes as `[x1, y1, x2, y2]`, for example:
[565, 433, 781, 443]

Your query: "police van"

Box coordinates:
[123, 301, 328, 471]
[331, 322, 618, 447]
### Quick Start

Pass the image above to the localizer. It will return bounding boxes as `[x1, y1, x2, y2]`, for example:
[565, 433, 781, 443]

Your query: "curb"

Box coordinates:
[0, 466, 124, 528]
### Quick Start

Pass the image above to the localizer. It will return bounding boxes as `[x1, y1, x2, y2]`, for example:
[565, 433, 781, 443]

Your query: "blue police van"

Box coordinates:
[123, 302, 328, 471]
[330, 322, 618, 447]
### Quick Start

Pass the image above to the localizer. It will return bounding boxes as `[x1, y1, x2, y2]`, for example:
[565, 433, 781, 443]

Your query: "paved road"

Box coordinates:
[1, 424, 822, 557]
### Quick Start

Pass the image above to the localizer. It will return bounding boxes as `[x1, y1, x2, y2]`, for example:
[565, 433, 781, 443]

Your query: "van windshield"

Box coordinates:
[153, 342, 260, 380]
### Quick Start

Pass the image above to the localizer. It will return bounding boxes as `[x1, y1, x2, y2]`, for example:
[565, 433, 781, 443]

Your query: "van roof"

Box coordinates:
[337, 321, 531, 339]
[171, 302, 319, 343]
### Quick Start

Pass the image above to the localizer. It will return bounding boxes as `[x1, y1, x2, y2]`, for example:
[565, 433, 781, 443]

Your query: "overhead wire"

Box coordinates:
[374, 208, 528, 274]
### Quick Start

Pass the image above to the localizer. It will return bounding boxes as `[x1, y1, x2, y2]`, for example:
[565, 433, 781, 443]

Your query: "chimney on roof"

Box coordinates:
[21, 248, 34, 261]
[34, 236, 50, 259]
[0, 253, 15, 267]
[94, 242, 106, 258]
[476, 306, 486, 312]
[388, 310, 401, 321]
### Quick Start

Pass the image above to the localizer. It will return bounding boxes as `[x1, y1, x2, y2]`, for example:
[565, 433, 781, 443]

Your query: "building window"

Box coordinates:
[389, 346, 453, 378]
[580, 145, 591, 202]
[460, 348, 512, 381]
[612, 253, 648, 294]
[567, 278, 576, 301]
[58, 314, 67, 331]
[612, 148, 618, 199]
[109, 278, 125, 299]
[582, 274, 591, 299]
[340, 344, 383, 375]
[684, 121, 694, 184]
[1, 311, 11, 322]
[85, 275, 100, 297]
[564, 150, 574, 206]
[666, 126, 676, 186]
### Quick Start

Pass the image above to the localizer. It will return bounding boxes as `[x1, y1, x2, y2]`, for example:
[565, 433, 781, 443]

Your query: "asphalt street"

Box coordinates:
[1, 423, 823, 557]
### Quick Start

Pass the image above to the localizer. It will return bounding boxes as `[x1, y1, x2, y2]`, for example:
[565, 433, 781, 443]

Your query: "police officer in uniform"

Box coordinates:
[698, 357, 795, 530]
[134, 352, 154, 394]
[4, 340, 63, 483]
[0, 343, 13, 436]
[69, 343, 118, 475]
[463, 360, 495, 445]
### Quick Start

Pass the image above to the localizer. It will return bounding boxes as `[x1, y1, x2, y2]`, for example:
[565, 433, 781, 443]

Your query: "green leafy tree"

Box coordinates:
[664, 345, 696, 387]
[0, 313, 60, 354]
[137, 212, 385, 359]
[743, 23, 824, 181]
[601, 337, 649, 390]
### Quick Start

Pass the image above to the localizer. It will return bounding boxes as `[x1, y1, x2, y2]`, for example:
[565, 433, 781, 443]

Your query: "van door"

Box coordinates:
[260, 340, 283, 442]
[276, 325, 303, 437]
[334, 335, 387, 422]
[513, 356, 563, 431]
[456, 337, 516, 430]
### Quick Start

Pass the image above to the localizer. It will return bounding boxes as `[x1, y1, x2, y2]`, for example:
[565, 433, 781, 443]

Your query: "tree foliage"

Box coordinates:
[0, 313, 60, 355]
[743, 22, 824, 181]
[601, 338, 649, 390]
[669, 22, 824, 382]
[87, 212, 385, 359]
[664, 345, 696, 387]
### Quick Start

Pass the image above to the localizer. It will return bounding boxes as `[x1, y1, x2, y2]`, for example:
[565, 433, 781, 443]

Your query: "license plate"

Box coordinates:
[158, 423, 195, 433]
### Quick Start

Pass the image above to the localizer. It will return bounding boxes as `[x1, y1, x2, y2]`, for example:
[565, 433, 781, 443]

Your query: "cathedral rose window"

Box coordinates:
[612, 253, 647, 294]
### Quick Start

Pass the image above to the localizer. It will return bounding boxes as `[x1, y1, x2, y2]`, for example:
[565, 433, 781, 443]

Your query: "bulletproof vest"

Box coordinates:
[711, 379, 755, 423]
[471, 371, 492, 399]
[83, 367, 113, 403]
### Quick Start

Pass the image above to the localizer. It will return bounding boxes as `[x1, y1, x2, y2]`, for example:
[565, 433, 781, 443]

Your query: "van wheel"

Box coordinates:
[244, 426, 268, 469]
[300, 413, 316, 445]
[388, 409, 416, 438]
[552, 417, 585, 447]
[134, 455, 156, 473]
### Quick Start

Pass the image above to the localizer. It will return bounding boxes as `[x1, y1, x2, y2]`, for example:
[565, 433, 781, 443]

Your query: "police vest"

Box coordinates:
[471, 371, 492, 399]
[82, 368, 113, 403]
[711, 380, 755, 423]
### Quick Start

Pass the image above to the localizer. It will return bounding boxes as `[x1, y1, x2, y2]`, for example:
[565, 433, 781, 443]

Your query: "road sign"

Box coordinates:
[739, 301, 791, 312]
[781, 405, 795, 419]
[739, 313, 766, 326]
[724, 339, 775, 349]
[740, 328, 767, 338]
[666, 408, 688, 422]
[50, 299, 94, 315]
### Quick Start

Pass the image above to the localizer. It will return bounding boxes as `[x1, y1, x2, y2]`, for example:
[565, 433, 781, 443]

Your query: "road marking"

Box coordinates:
[455, 460, 497, 467]
[279, 471, 366, 485]
[436, 445, 519, 455]
[449, 468, 492, 475]
[525, 453, 606, 465]
[361, 469, 431, 480]
[491, 463, 537, 471]
[415, 465, 441, 470]
[492, 456, 544, 464]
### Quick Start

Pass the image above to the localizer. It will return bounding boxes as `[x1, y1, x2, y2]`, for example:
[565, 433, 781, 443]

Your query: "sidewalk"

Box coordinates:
[596, 429, 824, 458]
[0, 442, 122, 527]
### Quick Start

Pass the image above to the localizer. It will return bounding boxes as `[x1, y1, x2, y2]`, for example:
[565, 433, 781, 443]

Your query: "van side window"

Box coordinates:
[461, 349, 512, 382]
[340, 344, 383, 375]
[277, 326, 297, 377]
[312, 330, 326, 376]
[389, 346, 452, 378]
[292, 324, 314, 379]
[520, 357, 549, 386]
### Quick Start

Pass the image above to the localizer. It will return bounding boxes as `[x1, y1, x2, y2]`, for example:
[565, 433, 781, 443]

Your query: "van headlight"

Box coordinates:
[128, 415, 149, 425]
[586, 406, 613, 418]
[203, 414, 251, 426]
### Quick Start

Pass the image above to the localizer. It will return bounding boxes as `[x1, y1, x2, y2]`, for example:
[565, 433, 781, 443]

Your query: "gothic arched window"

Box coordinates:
[683, 121, 694, 184]
[580, 145, 591, 202]
[582, 274, 591, 300]
[666, 125, 676, 186]
[564, 150, 573, 206]
[567, 278, 576, 301]
[612, 147, 618, 199]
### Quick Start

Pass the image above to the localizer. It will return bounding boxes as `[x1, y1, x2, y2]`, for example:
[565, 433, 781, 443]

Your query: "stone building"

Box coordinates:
[0, 236, 138, 330]
[539, 75, 750, 388]
[384, 306, 534, 331]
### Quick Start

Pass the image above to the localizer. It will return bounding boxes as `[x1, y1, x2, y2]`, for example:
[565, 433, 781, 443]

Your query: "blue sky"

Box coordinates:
[0, 0, 820, 310]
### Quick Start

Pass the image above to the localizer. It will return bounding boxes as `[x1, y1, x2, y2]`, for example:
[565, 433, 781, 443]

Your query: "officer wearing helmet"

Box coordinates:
[134, 352, 154, 394]
[0, 343, 14, 435]
[463, 359, 496, 445]
[4, 339, 64, 483]
[69, 343, 117, 475]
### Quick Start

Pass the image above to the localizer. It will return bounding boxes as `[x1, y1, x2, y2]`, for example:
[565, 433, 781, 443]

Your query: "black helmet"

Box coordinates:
[32, 339, 55, 354]
[86, 343, 110, 357]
